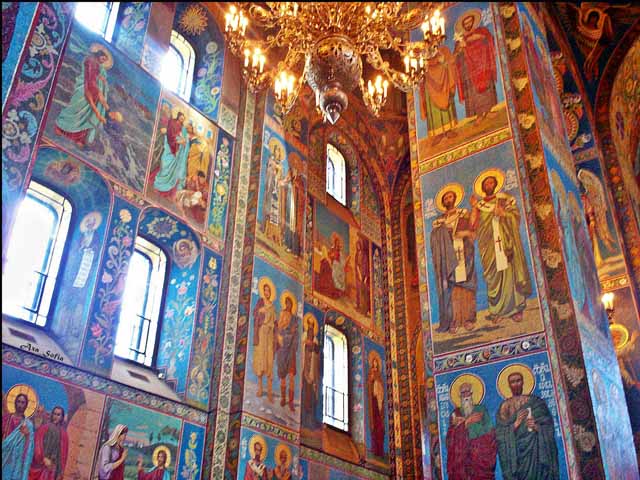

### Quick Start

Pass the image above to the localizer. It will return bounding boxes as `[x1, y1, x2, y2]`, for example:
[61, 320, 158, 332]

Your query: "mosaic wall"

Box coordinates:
[228, 83, 394, 478]
[2, 348, 207, 480]
[406, 2, 639, 479]
[2, 3, 232, 417]
[4, 2, 639, 479]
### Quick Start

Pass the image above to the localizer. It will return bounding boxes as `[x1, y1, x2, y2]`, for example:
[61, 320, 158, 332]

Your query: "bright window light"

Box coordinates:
[161, 30, 196, 100]
[326, 143, 346, 205]
[323, 324, 349, 431]
[2, 182, 72, 327]
[114, 236, 166, 367]
[74, 2, 120, 42]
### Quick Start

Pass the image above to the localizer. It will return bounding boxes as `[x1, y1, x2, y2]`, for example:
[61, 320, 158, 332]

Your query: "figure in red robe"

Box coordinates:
[137, 450, 170, 480]
[368, 356, 386, 457]
[28, 406, 68, 480]
[446, 382, 497, 480]
[454, 10, 498, 121]
[243, 442, 268, 480]
[316, 234, 346, 299]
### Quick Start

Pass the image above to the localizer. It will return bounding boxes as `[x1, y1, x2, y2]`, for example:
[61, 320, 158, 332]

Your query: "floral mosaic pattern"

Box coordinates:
[186, 248, 222, 408]
[139, 208, 201, 394]
[174, 3, 224, 123]
[207, 129, 234, 243]
[114, 2, 150, 64]
[81, 198, 139, 373]
[2, 2, 73, 242]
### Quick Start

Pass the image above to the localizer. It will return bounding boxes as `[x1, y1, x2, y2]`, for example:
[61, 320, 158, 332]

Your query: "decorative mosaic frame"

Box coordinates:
[210, 90, 257, 479]
[498, 4, 607, 476]
[2, 345, 207, 425]
[2, 2, 74, 250]
[301, 447, 388, 480]
[388, 161, 424, 477]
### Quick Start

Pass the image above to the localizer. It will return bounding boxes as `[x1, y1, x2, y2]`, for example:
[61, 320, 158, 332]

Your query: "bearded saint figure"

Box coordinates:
[446, 383, 497, 480]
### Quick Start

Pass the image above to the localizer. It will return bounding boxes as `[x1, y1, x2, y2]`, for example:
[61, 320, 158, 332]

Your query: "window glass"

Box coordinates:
[114, 236, 166, 367]
[75, 2, 120, 41]
[2, 182, 72, 327]
[323, 324, 349, 431]
[326, 143, 346, 205]
[162, 30, 196, 100]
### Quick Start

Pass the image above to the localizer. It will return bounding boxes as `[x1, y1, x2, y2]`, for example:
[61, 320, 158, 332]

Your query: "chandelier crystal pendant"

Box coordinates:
[224, 2, 446, 124]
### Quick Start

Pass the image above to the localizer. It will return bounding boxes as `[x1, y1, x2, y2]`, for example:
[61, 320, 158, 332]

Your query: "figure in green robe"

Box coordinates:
[496, 372, 559, 480]
[470, 174, 532, 323]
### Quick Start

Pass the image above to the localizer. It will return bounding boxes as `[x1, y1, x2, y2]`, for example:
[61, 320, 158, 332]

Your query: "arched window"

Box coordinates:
[75, 2, 120, 42]
[323, 324, 349, 431]
[162, 30, 196, 101]
[2, 182, 72, 327]
[326, 143, 347, 205]
[114, 236, 167, 367]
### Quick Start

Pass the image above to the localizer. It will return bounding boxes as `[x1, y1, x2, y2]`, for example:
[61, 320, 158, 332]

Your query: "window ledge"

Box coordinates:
[1, 315, 72, 365]
[322, 424, 363, 465]
[110, 358, 181, 402]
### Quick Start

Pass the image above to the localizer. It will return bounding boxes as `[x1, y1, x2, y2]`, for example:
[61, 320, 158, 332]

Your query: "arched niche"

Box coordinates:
[138, 207, 203, 394]
[31, 146, 113, 363]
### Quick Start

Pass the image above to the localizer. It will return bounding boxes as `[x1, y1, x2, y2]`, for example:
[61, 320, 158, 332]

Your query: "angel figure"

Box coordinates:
[562, 3, 640, 81]
[577, 169, 616, 267]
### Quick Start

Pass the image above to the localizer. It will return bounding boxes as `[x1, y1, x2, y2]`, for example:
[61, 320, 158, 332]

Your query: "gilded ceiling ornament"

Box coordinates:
[179, 4, 208, 36]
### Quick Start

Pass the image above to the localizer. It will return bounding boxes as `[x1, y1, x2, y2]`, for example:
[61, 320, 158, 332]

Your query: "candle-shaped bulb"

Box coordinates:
[601, 292, 615, 311]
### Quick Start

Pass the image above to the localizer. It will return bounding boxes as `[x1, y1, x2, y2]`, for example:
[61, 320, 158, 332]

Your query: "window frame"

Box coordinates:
[326, 143, 347, 206]
[114, 235, 168, 368]
[74, 1, 120, 42]
[322, 324, 350, 432]
[2, 181, 73, 328]
[163, 30, 196, 101]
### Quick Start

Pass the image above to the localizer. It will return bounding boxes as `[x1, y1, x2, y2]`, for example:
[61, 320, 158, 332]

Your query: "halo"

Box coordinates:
[80, 211, 103, 233]
[455, 8, 482, 35]
[268, 137, 285, 162]
[330, 232, 343, 248]
[280, 290, 298, 314]
[496, 363, 536, 399]
[473, 168, 505, 198]
[368, 349, 382, 367]
[274, 443, 292, 468]
[258, 277, 276, 301]
[89, 43, 113, 69]
[449, 373, 485, 408]
[5, 384, 38, 418]
[435, 183, 465, 212]
[249, 434, 268, 459]
[610, 323, 630, 350]
[152, 445, 171, 467]
[303, 313, 319, 336]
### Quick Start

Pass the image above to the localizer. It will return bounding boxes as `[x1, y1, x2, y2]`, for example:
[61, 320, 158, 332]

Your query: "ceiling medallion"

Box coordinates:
[224, 2, 446, 124]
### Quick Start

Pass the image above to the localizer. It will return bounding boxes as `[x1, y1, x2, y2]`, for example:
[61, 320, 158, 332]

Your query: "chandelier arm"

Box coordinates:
[363, 48, 420, 93]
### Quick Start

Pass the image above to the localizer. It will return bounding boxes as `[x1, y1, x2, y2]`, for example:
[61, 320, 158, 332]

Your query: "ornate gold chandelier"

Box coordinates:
[224, 2, 445, 124]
